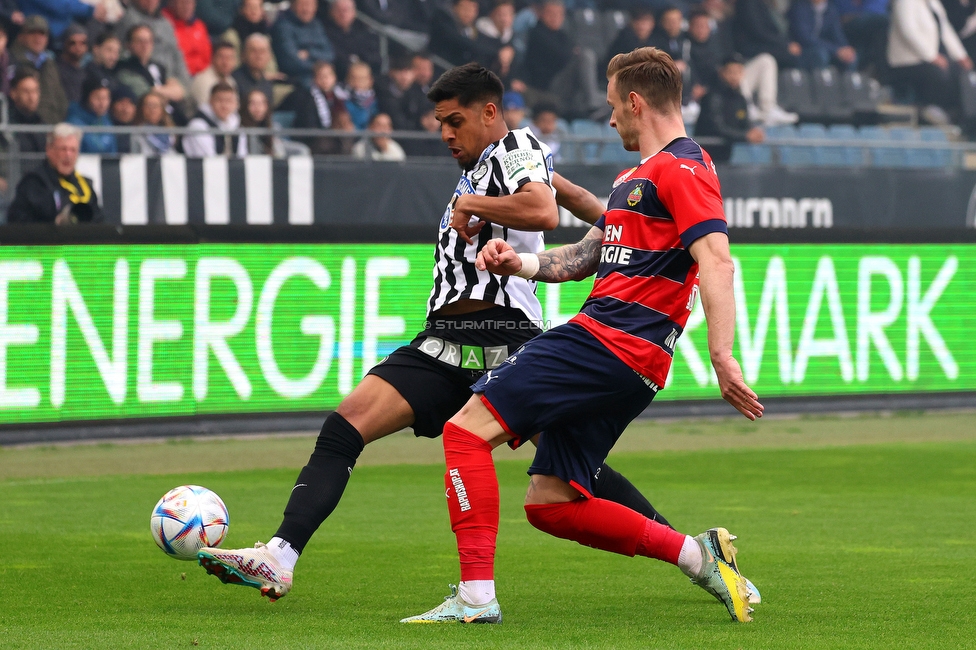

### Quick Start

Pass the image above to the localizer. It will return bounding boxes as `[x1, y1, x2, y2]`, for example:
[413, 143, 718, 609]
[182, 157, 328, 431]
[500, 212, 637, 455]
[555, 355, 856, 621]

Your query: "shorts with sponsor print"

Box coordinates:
[471, 322, 657, 497]
[367, 306, 541, 438]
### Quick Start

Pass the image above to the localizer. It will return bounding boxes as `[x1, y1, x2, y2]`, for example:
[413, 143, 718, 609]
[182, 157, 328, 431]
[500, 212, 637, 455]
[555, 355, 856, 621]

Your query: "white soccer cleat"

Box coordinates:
[400, 585, 502, 624]
[197, 542, 293, 602]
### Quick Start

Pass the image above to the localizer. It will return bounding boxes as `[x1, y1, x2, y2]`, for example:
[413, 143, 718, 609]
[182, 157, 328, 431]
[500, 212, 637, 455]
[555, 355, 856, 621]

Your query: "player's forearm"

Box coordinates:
[695, 243, 738, 363]
[531, 227, 603, 282]
[460, 184, 558, 231]
[552, 172, 605, 225]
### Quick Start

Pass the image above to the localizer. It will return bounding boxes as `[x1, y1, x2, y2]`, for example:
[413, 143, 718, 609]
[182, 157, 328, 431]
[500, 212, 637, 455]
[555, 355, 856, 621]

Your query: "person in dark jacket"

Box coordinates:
[376, 55, 429, 131]
[603, 7, 656, 73]
[429, 0, 500, 66]
[7, 123, 104, 224]
[652, 6, 692, 75]
[6, 69, 48, 153]
[56, 24, 89, 105]
[271, 0, 334, 87]
[289, 60, 356, 154]
[694, 54, 765, 161]
[788, 0, 858, 70]
[196, 0, 241, 36]
[10, 15, 68, 124]
[732, 0, 802, 69]
[688, 9, 724, 101]
[232, 33, 275, 106]
[322, 0, 381, 81]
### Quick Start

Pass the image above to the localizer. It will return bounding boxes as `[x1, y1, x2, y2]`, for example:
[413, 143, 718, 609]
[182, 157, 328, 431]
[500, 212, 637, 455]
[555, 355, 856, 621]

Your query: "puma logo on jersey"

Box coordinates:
[680, 164, 697, 175]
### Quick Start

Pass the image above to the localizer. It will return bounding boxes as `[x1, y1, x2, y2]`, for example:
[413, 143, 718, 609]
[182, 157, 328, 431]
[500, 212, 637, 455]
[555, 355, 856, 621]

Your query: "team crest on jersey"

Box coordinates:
[471, 161, 489, 182]
[627, 183, 644, 207]
[613, 166, 637, 188]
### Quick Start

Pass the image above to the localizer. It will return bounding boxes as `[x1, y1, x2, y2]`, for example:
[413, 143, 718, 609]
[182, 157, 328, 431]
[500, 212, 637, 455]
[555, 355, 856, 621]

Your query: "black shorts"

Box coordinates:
[367, 306, 542, 438]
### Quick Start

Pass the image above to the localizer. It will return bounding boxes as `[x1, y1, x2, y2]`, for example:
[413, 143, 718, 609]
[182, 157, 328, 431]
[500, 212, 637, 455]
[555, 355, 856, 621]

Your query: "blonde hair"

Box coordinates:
[606, 47, 682, 115]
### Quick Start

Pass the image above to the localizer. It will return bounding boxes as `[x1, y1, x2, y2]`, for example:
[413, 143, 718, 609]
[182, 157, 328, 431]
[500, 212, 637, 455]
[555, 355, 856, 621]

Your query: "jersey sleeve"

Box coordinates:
[497, 145, 551, 193]
[656, 158, 728, 248]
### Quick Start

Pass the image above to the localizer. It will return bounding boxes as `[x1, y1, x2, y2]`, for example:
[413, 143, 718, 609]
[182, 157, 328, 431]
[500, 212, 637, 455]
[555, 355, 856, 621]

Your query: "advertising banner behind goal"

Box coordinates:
[0, 243, 972, 425]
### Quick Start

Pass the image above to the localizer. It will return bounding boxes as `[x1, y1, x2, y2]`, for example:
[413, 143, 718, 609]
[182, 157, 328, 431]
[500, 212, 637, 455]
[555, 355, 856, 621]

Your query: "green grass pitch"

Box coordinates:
[1, 412, 975, 649]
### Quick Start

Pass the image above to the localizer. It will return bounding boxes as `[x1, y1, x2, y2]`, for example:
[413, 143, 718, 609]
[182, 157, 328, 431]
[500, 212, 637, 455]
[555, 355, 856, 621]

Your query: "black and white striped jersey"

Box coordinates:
[427, 127, 554, 322]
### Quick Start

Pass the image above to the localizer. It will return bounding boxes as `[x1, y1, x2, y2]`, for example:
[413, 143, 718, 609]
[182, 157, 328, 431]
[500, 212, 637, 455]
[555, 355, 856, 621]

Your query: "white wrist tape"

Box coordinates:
[515, 253, 540, 279]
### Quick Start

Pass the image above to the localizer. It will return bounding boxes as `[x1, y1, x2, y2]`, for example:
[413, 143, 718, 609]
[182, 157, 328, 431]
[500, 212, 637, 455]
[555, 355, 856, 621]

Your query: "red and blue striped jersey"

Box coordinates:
[570, 137, 728, 387]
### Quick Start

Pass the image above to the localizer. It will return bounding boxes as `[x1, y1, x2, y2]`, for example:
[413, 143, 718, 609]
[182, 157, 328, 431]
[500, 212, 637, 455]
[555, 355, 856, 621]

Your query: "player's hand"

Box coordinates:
[476, 239, 520, 274]
[713, 355, 764, 421]
[451, 194, 487, 245]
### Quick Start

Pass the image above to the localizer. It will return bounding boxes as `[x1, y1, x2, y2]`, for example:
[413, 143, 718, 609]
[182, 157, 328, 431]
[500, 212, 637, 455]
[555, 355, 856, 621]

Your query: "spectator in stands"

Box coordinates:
[528, 102, 565, 160]
[477, 0, 515, 44]
[197, 0, 240, 37]
[377, 56, 428, 131]
[132, 89, 177, 153]
[323, 0, 382, 81]
[942, 0, 976, 62]
[0, 2, 25, 33]
[115, 0, 193, 90]
[603, 8, 656, 73]
[502, 89, 528, 128]
[403, 107, 451, 156]
[888, 0, 973, 124]
[412, 52, 435, 94]
[836, 0, 890, 78]
[688, 9, 723, 101]
[357, 0, 431, 33]
[652, 6, 692, 75]
[352, 112, 406, 160]
[732, 0, 802, 70]
[11, 16, 68, 124]
[67, 74, 118, 154]
[17, 0, 104, 43]
[116, 25, 187, 110]
[6, 69, 47, 153]
[695, 54, 765, 162]
[224, 0, 271, 48]
[429, 0, 497, 66]
[87, 32, 122, 90]
[110, 84, 138, 153]
[520, 0, 603, 118]
[233, 33, 275, 106]
[183, 81, 248, 156]
[57, 25, 89, 106]
[789, 0, 858, 70]
[291, 60, 355, 154]
[191, 40, 237, 107]
[342, 60, 378, 129]
[7, 123, 104, 224]
[163, 0, 213, 77]
[0, 25, 9, 97]
[272, 0, 334, 87]
[241, 88, 286, 156]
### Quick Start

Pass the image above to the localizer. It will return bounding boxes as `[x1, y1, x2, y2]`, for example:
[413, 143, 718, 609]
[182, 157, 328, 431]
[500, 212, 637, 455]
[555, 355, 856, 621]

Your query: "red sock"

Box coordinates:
[443, 422, 499, 582]
[524, 499, 686, 564]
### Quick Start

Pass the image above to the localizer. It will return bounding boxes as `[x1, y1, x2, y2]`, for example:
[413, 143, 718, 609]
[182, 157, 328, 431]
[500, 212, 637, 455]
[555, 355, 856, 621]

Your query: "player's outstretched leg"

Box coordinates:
[401, 421, 504, 624]
[198, 542, 294, 602]
[524, 495, 755, 622]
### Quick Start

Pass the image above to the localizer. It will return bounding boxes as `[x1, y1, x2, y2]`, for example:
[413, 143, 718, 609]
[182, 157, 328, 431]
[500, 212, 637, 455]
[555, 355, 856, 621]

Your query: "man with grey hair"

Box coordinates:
[232, 32, 275, 105]
[7, 124, 104, 224]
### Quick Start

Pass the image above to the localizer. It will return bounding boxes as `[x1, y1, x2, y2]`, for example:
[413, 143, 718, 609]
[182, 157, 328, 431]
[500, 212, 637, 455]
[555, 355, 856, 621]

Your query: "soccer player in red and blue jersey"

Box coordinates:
[402, 47, 765, 625]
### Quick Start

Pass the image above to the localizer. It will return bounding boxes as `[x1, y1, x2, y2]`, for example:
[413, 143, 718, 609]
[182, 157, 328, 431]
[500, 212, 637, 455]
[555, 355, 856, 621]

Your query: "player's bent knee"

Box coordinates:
[524, 502, 573, 536]
[335, 376, 413, 443]
[524, 474, 581, 505]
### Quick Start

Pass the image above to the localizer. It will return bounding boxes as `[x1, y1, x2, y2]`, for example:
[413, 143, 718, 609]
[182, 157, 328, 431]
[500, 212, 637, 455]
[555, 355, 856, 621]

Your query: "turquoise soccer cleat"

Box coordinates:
[197, 542, 294, 602]
[400, 585, 502, 624]
[691, 528, 754, 622]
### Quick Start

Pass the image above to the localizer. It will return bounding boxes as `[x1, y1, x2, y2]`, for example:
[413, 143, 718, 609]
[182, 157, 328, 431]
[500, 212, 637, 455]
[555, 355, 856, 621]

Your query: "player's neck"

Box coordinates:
[638, 115, 687, 160]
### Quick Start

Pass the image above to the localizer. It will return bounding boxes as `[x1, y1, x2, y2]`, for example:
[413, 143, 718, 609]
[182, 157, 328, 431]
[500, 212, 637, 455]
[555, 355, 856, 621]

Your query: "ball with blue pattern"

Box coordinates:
[151, 485, 229, 560]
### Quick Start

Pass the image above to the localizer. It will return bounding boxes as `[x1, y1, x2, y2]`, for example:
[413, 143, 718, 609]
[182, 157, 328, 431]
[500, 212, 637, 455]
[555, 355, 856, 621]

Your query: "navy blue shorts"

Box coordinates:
[470, 323, 656, 497]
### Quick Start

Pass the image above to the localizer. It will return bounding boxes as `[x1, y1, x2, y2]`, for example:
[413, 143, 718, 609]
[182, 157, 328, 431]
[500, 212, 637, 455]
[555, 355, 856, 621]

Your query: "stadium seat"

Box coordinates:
[568, 9, 608, 61]
[811, 67, 853, 122]
[603, 10, 628, 44]
[859, 125, 912, 168]
[764, 124, 797, 140]
[730, 143, 773, 165]
[822, 124, 864, 166]
[843, 71, 883, 114]
[569, 118, 604, 163]
[600, 122, 640, 165]
[911, 127, 953, 168]
[778, 69, 821, 121]
[960, 70, 976, 119]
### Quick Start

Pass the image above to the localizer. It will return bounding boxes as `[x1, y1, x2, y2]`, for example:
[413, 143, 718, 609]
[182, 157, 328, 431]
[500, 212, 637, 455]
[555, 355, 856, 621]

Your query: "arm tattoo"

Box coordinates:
[533, 227, 603, 282]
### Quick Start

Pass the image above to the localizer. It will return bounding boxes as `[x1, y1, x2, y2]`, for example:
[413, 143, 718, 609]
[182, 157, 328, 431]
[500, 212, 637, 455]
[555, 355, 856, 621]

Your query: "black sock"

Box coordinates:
[592, 463, 672, 529]
[274, 412, 365, 554]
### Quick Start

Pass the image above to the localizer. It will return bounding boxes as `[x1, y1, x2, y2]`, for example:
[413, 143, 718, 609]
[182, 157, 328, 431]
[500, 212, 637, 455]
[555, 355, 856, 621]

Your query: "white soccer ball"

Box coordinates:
[151, 485, 229, 561]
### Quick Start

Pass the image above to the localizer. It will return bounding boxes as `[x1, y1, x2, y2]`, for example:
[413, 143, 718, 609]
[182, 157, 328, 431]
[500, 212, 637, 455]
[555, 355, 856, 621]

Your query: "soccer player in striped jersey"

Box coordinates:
[197, 62, 673, 603]
[403, 48, 765, 625]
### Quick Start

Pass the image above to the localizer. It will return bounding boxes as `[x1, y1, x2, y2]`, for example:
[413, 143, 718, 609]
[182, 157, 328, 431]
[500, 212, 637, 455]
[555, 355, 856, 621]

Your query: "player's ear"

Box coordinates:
[628, 91, 641, 115]
[483, 101, 498, 125]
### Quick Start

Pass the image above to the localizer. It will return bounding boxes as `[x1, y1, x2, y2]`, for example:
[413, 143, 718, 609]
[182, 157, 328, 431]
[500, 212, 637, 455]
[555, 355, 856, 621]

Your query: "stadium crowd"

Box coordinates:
[0, 0, 973, 168]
